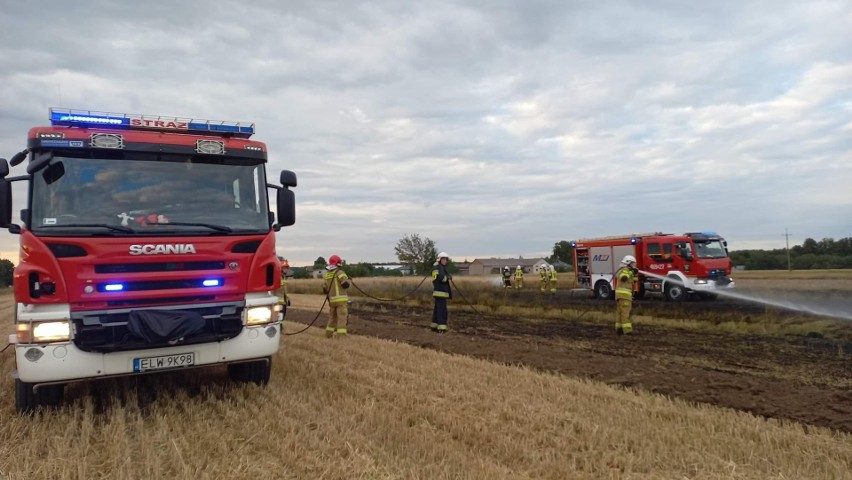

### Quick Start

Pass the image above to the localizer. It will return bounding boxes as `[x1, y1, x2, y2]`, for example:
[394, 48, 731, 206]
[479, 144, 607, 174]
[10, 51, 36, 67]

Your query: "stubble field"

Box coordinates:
[1, 271, 851, 479]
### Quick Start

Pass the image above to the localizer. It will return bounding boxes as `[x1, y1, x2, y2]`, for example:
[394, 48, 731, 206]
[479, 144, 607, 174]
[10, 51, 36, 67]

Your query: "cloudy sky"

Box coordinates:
[1, 1, 850, 265]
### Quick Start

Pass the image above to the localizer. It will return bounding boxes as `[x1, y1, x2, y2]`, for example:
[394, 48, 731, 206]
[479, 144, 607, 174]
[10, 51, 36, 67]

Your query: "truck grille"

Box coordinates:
[95, 261, 225, 274]
[72, 303, 243, 353]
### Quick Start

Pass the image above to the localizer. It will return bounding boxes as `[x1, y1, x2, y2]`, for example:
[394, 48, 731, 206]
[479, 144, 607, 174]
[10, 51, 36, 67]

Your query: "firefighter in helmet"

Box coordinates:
[501, 266, 512, 288]
[514, 265, 524, 289]
[614, 255, 638, 335]
[275, 259, 291, 320]
[549, 263, 558, 294]
[323, 255, 351, 338]
[539, 264, 550, 292]
[431, 252, 452, 333]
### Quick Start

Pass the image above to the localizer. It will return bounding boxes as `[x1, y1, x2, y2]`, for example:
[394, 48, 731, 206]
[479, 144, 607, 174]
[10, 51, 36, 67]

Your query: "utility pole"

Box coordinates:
[783, 228, 792, 271]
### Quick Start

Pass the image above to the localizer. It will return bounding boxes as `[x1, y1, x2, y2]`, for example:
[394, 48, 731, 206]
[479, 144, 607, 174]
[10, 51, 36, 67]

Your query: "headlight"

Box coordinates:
[245, 306, 274, 325]
[17, 321, 71, 343]
[695, 279, 708, 285]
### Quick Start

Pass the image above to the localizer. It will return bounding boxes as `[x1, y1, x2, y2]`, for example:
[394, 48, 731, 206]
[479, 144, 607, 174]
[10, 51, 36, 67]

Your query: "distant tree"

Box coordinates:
[290, 267, 310, 279]
[550, 240, 573, 265]
[313, 256, 327, 269]
[800, 238, 818, 255]
[0, 258, 13, 287]
[394, 233, 438, 276]
[445, 260, 459, 275]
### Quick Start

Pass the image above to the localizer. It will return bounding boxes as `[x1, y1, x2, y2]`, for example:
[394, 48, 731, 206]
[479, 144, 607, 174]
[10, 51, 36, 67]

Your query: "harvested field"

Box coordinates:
[1, 273, 851, 479]
[287, 271, 852, 433]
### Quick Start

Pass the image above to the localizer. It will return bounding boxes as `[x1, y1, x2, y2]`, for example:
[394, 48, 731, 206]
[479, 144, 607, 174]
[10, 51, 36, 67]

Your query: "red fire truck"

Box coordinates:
[0, 108, 297, 411]
[571, 232, 734, 301]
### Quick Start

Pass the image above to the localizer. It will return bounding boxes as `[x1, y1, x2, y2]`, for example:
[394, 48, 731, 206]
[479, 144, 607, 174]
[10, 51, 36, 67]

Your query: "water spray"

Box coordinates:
[637, 270, 852, 322]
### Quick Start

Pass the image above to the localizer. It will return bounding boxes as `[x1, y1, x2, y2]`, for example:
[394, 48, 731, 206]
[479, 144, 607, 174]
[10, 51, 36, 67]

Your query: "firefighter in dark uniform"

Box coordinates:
[501, 266, 512, 288]
[431, 252, 452, 333]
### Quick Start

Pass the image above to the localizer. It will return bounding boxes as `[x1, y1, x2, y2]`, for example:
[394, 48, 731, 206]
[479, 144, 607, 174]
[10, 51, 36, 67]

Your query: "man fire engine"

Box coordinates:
[0, 108, 297, 411]
[572, 232, 734, 301]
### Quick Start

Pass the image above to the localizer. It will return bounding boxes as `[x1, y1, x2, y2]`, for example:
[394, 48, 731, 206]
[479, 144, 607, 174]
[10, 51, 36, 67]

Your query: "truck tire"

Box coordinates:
[16, 379, 65, 412]
[664, 281, 686, 302]
[228, 356, 272, 385]
[594, 281, 613, 300]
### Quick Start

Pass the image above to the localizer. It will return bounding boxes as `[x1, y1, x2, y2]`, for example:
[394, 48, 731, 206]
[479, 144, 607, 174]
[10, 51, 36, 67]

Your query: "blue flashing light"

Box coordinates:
[188, 121, 255, 136]
[701, 231, 717, 235]
[202, 279, 222, 287]
[104, 283, 125, 292]
[51, 110, 129, 127]
[48, 108, 255, 138]
[570, 241, 576, 248]
[630, 237, 638, 244]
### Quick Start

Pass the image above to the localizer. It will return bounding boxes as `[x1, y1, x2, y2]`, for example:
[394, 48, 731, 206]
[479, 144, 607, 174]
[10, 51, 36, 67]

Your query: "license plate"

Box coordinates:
[133, 352, 195, 372]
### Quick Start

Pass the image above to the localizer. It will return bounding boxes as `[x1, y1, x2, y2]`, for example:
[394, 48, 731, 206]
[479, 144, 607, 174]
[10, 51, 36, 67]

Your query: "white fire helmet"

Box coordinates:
[437, 252, 449, 260]
[621, 255, 637, 266]
[517, 265, 522, 269]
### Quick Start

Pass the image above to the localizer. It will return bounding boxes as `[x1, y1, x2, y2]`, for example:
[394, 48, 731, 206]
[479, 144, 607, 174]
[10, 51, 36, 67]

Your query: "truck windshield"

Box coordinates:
[30, 155, 270, 235]
[693, 240, 728, 259]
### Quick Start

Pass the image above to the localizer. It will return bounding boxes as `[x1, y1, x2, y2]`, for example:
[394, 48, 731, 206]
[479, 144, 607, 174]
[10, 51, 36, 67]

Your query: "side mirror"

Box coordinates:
[0, 159, 9, 178]
[276, 189, 295, 227]
[9, 149, 28, 167]
[26, 152, 53, 174]
[0, 180, 13, 227]
[280, 170, 297, 188]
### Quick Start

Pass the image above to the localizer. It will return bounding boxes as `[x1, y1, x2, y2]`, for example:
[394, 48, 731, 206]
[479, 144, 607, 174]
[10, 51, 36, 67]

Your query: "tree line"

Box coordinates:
[728, 237, 852, 270]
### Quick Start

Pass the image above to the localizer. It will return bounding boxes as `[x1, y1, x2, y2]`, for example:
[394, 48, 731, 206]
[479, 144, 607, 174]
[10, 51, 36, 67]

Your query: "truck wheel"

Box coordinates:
[16, 380, 65, 412]
[594, 281, 613, 300]
[228, 356, 272, 385]
[664, 281, 686, 302]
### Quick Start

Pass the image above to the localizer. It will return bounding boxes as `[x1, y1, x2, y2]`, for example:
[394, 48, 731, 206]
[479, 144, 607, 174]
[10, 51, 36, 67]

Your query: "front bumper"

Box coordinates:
[12, 323, 280, 384]
[688, 278, 736, 291]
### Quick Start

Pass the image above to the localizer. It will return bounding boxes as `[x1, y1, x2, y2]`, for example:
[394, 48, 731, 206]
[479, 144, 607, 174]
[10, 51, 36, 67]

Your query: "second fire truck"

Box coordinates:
[572, 232, 735, 301]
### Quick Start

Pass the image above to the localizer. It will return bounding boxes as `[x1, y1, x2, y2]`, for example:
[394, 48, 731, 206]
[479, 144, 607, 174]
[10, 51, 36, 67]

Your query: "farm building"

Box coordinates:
[467, 258, 550, 276]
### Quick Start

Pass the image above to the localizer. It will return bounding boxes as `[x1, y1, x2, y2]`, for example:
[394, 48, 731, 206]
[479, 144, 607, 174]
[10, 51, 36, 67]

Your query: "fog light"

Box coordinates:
[25, 348, 44, 362]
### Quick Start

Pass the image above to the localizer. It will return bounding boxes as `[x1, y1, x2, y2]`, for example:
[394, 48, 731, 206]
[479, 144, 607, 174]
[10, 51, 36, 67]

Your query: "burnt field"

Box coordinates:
[286, 288, 852, 433]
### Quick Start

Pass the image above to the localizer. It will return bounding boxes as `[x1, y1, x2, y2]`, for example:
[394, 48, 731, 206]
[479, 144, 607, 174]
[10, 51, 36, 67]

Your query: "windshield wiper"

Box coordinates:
[40, 224, 136, 233]
[150, 222, 233, 233]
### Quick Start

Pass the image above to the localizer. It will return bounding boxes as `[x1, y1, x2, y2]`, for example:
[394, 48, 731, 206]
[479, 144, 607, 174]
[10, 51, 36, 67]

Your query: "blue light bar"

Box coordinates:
[50, 111, 129, 127]
[701, 231, 717, 235]
[104, 283, 125, 292]
[49, 108, 255, 138]
[202, 279, 222, 287]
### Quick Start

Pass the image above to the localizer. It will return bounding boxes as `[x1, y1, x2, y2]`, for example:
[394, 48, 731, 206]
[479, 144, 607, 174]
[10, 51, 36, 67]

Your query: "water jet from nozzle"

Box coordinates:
[636, 270, 852, 322]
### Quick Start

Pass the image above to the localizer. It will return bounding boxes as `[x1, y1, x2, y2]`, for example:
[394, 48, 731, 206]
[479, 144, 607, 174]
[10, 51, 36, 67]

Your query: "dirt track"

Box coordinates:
[286, 296, 852, 433]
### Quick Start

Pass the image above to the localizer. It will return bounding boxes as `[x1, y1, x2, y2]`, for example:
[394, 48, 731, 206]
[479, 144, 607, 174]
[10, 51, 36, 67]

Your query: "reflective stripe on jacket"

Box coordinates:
[615, 266, 636, 300]
[432, 264, 452, 299]
[324, 269, 350, 304]
[514, 268, 523, 279]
